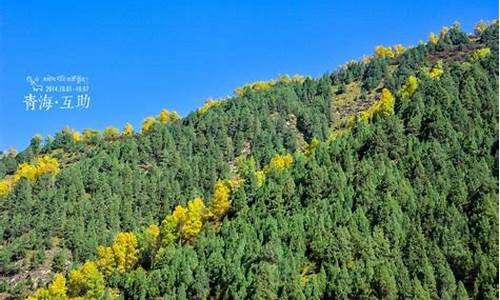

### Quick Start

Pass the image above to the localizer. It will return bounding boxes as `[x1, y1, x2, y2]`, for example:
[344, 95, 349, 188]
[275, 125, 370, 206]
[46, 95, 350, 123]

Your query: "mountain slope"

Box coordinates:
[0, 21, 498, 299]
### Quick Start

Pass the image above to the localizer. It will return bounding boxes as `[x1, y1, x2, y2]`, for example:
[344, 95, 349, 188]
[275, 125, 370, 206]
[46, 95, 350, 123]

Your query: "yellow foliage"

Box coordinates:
[68, 261, 105, 299]
[28, 273, 68, 300]
[429, 66, 444, 79]
[103, 127, 120, 139]
[264, 153, 294, 173]
[0, 156, 59, 198]
[96, 245, 116, 277]
[16, 163, 37, 182]
[235, 80, 275, 96]
[290, 74, 306, 83]
[399, 75, 418, 99]
[142, 116, 156, 133]
[71, 131, 82, 142]
[255, 170, 266, 187]
[392, 44, 406, 56]
[48, 274, 68, 299]
[158, 109, 180, 123]
[176, 197, 209, 241]
[210, 180, 231, 219]
[146, 224, 160, 241]
[112, 232, 139, 273]
[374, 45, 395, 59]
[471, 47, 491, 62]
[429, 32, 438, 45]
[172, 205, 188, 223]
[0, 179, 13, 198]
[199, 99, 223, 114]
[35, 156, 60, 176]
[82, 128, 99, 140]
[360, 88, 395, 122]
[96, 232, 139, 275]
[123, 123, 134, 136]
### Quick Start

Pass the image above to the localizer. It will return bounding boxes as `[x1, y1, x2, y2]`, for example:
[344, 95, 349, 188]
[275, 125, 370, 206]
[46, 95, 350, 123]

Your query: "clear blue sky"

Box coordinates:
[0, 0, 498, 151]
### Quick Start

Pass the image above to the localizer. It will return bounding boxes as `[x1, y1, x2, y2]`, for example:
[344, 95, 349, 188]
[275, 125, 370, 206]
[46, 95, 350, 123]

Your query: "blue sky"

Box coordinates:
[0, 0, 498, 151]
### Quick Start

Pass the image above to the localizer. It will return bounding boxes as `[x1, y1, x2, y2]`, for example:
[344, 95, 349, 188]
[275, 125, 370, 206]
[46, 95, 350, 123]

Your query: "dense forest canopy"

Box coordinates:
[0, 21, 498, 299]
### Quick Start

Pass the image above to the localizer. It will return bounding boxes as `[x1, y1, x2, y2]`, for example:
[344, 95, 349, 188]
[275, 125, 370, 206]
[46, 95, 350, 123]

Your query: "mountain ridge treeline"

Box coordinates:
[0, 20, 498, 299]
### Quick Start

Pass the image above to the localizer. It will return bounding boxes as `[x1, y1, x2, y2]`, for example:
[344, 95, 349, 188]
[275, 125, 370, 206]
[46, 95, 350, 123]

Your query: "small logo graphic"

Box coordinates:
[26, 76, 44, 92]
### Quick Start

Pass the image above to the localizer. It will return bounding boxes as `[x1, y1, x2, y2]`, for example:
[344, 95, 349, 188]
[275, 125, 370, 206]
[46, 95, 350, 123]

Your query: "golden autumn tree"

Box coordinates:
[96, 245, 115, 277]
[96, 232, 139, 275]
[174, 197, 209, 241]
[392, 44, 406, 56]
[16, 163, 37, 182]
[123, 122, 135, 136]
[399, 75, 418, 99]
[68, 261, 105, 299]
[142, 116, 156, 133]
[0, 179, 13, 198]
[360, 88, 395, 122]
[112, 232, 139, 273]
[34, 155, 60, 176]
[103, 127, 120, 139]
[210, 180, 231, 219]
[158, 109, 170, 123]
[143, 224, 160, 251]
[199, 99, 223, 114]
[82, 128, 99, 140]
[429, 32, 438, 45]
[428, 61, 444, 79]
[27, 273, 68, 300]
[374, 46, 395, 59]
[264, 153, 294, 173]
[471, 47, 491, 62]
[71, 131, 82, 142]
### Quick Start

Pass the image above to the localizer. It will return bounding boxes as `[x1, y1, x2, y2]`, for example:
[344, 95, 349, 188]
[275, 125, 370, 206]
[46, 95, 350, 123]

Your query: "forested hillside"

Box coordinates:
[0, 21, 498, 299]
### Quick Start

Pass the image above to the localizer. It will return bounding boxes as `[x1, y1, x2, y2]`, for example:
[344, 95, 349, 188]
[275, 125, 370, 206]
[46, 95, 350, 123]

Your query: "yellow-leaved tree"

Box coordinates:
[142, 116, 156, 133]
[374, 46, 395, 59]
[71, 131, 82, 142]
[428, 61, 444, 79]
[399, 75, 418, 99]
[68, 261, 105, 299]
[35, 155, 60, 176]
[82, 128, 99, 140]
[96, 232, 139, 275]
[16, 163, 38, 182]
[103, 127, 120, 139]
[471, 48, 491, 62]
[112, 232, 139, 273]
[429, 32, 438, 45]
[264, 153, 294, 173]
[27, 273, 68, 300]
[0, 179, 13, 197]
[174, 197, 209, 241]
[157, 109, 180, 124]
[123, 122, 135, 136]
[210, 180, 231, 219]
[360, 88, 395, 122]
